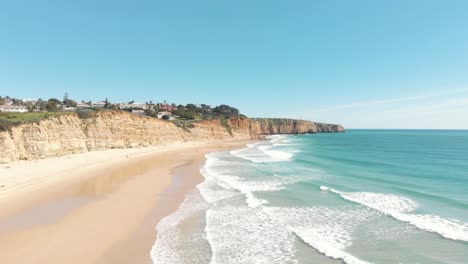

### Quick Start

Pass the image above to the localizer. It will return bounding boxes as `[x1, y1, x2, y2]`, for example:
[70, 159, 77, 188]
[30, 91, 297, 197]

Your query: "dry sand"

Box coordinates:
[0, 141, 250, 264]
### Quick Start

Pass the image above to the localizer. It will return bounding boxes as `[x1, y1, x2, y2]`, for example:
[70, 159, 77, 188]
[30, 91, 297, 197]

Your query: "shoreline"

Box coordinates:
[0, 140, 252, 264]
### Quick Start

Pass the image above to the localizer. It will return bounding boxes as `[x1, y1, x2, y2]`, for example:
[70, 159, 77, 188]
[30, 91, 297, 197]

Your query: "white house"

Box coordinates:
[76, 102, 91, 108]
[61, 105, 77, 111]
[22, 98, 38, 104]
[131, 109, 146, 116]
[118, 102, 147, 109]
[92, 101, 107, 108]
[0, 105, 28, 113]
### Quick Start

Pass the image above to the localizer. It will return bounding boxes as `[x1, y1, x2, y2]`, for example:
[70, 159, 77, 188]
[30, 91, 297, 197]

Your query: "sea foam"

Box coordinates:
[205, 204, 298, 264]
[151, 191, 211, 264]
[265, 206, 375, 264]
[325, 188, 468, 242]
[230, 135, 296, 163]
[200, 148, 374, 264]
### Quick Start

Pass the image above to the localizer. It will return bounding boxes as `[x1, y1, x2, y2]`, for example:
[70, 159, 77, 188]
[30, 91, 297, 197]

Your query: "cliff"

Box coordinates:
[0, 111, 344, 162]
[315, 122, 346, 133]
[251, 118, 345, 134]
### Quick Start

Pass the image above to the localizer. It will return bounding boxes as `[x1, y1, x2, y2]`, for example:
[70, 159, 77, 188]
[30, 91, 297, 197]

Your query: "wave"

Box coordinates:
[230, 135, 296, 163]
[203, 149, 304, 208]
[199, 149, 299, 263]
[200, 176, 373, 263]
[153, 132, 468, 264]
[389, 186, 468, 210]
[324, 187, 468, 242]
[197, 176, 240, 204]
[265, 206, 375, 264]
[151, 191, 211, 264]
[205, 204, 298, 264]
[204, 170, 303, 208]
[200, 150, 375, 264]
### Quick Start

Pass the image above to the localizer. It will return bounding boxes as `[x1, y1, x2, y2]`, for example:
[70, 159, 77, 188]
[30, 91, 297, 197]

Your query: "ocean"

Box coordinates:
[151, 130, 468, 264]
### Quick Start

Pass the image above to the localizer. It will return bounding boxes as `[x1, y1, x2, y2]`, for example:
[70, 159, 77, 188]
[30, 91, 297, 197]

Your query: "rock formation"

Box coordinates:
[0, 111, 344, 162]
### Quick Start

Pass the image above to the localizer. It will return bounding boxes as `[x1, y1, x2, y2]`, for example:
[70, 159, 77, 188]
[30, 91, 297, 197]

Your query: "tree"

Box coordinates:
[63, 95, 77, 107]
[213, 104, 240, 118]
[11, 98, 22, 105]
[104, 97, 110, 108]
[48, 98, 62, 104]
[144, 109, 154, 116]
[62, 92, 76, 107]
[172, 109, 197, 120]
[46, 98, 61, 111]
[186, 104, 197, 111]
[35, 99, 47, 111]
[66, 99, 77, 107]
[200, 104, 212, 116]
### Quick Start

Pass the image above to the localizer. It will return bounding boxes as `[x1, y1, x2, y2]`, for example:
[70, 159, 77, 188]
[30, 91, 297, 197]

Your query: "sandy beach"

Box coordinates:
[0, 141, 250, 264]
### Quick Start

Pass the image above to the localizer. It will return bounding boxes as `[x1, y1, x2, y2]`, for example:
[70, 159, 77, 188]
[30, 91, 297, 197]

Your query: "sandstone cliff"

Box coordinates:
[251, 118, 345, 134]
[315, 122, 346, 133]
[0, 111, 344, 162]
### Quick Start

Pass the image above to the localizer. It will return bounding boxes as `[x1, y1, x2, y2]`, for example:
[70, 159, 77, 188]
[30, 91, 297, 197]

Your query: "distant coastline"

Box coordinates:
[0, 110, 344, 163]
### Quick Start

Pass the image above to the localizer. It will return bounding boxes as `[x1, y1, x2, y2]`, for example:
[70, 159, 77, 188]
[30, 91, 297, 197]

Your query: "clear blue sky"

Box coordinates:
[1, 0, 468, 128]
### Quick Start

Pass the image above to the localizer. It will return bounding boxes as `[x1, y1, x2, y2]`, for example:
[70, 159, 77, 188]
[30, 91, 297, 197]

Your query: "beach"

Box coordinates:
[0, 141, 250, 264]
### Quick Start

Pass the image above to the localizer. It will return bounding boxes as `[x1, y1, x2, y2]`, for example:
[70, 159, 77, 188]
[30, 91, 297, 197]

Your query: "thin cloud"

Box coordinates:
[313, 88, 468, 113]
[383, 97, 468, 115]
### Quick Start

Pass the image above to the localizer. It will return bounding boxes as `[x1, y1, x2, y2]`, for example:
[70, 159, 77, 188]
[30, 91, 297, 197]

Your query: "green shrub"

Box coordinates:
[213, 105, 239, 118]
[0, 119, 15, 132]
[172, 109, 199, 120]
[171, 119, 195, 132]
[220, 117, 233, 136]
[77, 109, 93, 119]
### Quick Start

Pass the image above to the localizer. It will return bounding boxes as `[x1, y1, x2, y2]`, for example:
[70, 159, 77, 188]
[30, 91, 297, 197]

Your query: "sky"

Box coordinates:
[1, 0, 468, 129]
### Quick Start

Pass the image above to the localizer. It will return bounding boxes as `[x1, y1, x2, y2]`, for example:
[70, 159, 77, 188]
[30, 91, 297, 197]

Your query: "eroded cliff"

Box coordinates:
[251, 118, 345, 134]
[0, 111, 344, 162]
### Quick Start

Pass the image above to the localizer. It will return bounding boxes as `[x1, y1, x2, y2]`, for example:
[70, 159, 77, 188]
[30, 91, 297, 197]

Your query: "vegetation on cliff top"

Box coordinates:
[169, 104, 240, 134]
[0, 99, 243, 134]
[172, 104, 240, 120]
[0, 112, 64, 132]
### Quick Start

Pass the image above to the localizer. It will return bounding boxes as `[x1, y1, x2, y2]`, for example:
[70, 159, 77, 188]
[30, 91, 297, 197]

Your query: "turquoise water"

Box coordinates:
[152, 130, 468, 264]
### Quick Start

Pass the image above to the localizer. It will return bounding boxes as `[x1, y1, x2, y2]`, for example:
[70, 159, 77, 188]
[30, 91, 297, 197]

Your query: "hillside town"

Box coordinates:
[0, 94, 181, 119]
[0, 94, 242, 128]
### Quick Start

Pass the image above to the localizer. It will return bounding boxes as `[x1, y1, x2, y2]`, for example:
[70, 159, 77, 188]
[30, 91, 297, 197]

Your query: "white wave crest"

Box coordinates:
[205, 204, 298, 264]
[323, 187, 468, 242]
[151, 191, 210, 264]
[230, 135, 296, 163]
[265, 206, 375, 264]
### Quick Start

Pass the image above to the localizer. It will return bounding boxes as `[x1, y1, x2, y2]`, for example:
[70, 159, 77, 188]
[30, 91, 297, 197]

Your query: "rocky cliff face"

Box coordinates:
[251, 118, 345, 134]
[0, 111, 344, 162]
[315, 122, 346, 133]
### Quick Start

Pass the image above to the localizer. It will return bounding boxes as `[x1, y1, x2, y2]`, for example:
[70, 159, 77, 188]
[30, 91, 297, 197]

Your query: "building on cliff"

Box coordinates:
[0, 105, 28, 113]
